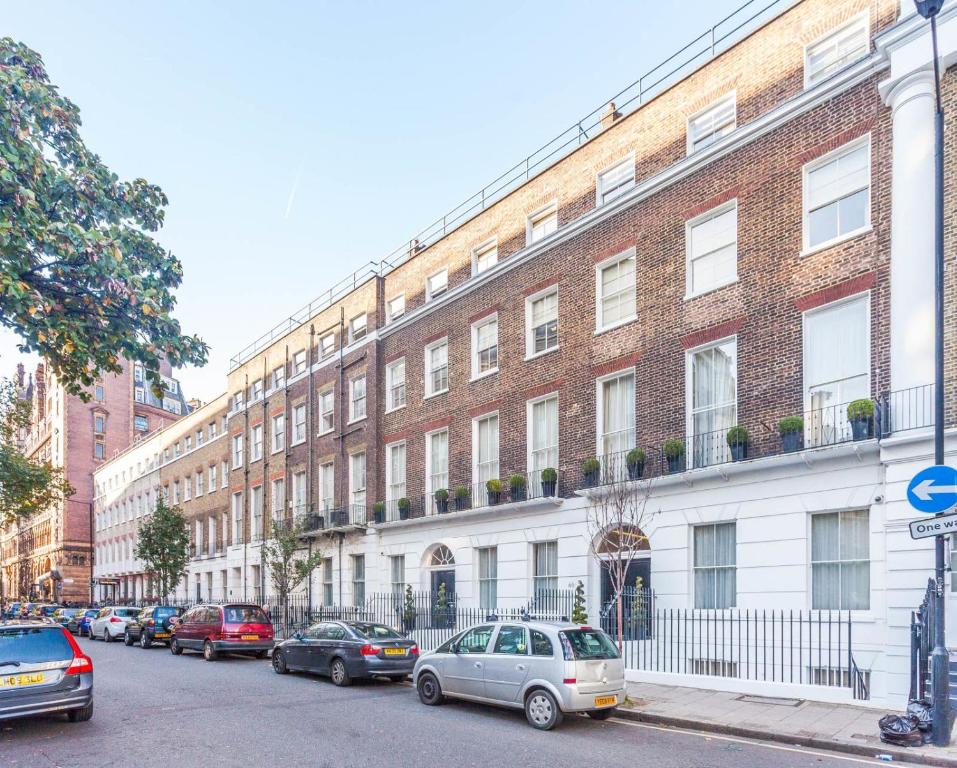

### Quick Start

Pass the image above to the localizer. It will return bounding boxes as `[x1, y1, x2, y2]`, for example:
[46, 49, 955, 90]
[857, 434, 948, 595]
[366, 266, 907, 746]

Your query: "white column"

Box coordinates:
[885, 69, 937, 397]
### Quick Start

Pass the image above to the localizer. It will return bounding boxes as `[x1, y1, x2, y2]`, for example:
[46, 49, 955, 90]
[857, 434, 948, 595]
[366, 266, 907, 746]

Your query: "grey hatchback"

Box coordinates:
[0, 622, 94, 722]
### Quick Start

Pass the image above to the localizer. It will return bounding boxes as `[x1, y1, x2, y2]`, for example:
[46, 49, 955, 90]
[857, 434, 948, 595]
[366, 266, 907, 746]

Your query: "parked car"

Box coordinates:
[52, 608, 81, 629]
[3, 603, 21, 620]
[412, 620, 625, 730]
[170, 604, 274, 661]
[88, 607, 141, 642]
[124, 606, 183, 648]
[272, 621, 417, 685]
[0, 621, 93, 723]
[34, 604, 62, 618]
[21, 603, 39, 618]
[76, 609, 100, 637]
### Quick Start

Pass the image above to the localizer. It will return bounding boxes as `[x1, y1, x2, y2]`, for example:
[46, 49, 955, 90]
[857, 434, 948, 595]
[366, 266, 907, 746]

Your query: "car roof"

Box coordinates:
[0, 618, 59, 627]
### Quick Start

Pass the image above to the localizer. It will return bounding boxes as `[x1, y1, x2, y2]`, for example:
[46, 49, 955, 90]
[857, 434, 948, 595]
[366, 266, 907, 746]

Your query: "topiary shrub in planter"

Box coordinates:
[509, 474, 527, 502]
[372, 501, 385, 524]
[454, 485, 471, 511]
[402, 584, 416, 632]
[726, 426, 749, 462]
[626, 448, 646, 480]
[663, 439, 685, 474]
[398, 497, 411, 521]
[540, 467, 558, 497]
[847, 399, 874, 441]
[486, 478, 503, 505]
[434, 488, 450, 514]
[581, 457, 601, 488]
[432, 582, 451, 629]
[778, 416, 804, 453]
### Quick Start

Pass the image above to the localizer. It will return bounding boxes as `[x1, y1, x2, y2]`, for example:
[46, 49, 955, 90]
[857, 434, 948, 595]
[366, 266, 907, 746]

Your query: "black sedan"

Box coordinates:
[272, 621, 418, 686]
[124, 605, 183, 648]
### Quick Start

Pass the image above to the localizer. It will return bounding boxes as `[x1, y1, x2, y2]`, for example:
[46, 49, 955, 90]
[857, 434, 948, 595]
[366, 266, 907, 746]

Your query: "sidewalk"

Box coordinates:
[618, 681, 957, 767]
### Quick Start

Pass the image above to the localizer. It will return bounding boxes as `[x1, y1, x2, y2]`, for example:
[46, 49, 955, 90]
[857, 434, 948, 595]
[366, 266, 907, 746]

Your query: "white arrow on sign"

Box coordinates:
[911, 479, 957, 502]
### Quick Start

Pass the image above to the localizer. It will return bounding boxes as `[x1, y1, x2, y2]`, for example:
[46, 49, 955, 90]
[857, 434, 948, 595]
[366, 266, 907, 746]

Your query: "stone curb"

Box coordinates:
[615, 706, 957, 768]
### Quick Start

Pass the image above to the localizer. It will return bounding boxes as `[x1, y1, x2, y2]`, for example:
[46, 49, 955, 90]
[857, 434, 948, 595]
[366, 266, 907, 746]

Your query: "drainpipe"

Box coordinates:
[242, 373, 249, 602]
[337, 308, 346, 515]
[337, 532, 343, 605]
[308, 324, 316, 522]
[261, 356, 267, 602]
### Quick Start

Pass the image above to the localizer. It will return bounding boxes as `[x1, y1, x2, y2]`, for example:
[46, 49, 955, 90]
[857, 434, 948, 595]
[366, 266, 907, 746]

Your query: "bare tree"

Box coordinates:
[261, 520, 324, 638]
[585, 466, 656, 650]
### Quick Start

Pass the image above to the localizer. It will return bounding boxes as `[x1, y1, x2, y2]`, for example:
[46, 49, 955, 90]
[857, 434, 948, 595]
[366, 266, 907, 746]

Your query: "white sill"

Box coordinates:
[800, 225, 872, 258]
[290, 439, 306, 448]
[424, 389, 449, 401]
[384, 404, 406, 415]
[271, 447, 283, 455]
[594, 315, 638, 336]
[317, 428, 334, 437]
[470, 368, 499, 383]
[525, 346, 559, 363]
[684, 277, 739, 301]
[347, 416, 367, 425]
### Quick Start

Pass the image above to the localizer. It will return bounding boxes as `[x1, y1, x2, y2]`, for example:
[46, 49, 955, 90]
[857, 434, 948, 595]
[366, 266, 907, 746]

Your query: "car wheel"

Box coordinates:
[140, 632, 152, 649]
[170, 638, 183, 655]
[103, 628, 111, 643]
[525, 689, 564, 731]
[272, 650, 288, 674]
[124, 630, 133, 646]
[329, 658, 351, 687]
[416, 672, 444, 705]
[587, 707, 616, 720]
[67, 703, 93, 723]
[203, 640, 218, 662]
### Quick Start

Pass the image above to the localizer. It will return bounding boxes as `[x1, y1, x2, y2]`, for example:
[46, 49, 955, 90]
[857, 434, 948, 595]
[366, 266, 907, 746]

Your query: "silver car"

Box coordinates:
[412, 619, 625, 730]
[88, 606, 141, 642]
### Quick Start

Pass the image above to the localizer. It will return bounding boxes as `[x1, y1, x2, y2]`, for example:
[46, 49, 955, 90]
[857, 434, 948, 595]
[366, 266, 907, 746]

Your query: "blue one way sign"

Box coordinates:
[908, 465, 957, 514]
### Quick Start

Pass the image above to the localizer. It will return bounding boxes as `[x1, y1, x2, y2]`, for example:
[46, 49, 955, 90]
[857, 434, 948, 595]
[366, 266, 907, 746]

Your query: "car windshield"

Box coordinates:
[349, 623, 402, 640]
[0, 626, 73, 663]
[58, 609, 78, 617]
[224, 607, 269, 624]
[155, 607, 179, 618]
[115, 608, 140, 618]
[560, 629, 620, 660]
[84, 610, 98, 617]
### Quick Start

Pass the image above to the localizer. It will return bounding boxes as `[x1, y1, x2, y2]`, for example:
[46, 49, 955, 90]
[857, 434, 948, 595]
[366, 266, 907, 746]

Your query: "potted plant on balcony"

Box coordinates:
[372, 501, 385, 524]
[626, 448, 646, 480]
[726, 426, 749, 462]
[401, 584, 416, 632]
[509, 474, 527, 502]
[486, 478, 503, 505]
[847, 398, 874, 441]
[663, 439, 685, 474]
[540, 467, 558, 497]
[398, 497, 411, 521]
[778, 416, 804, 453]
[434, 488, 450, 514]
[581, 457, 601, 488]
[454, 485, 471, 512]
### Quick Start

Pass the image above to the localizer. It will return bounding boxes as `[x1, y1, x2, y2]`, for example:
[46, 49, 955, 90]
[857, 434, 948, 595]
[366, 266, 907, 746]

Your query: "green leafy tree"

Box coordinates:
[0, 38, 207, 397]
[571, 579, 588, 624]
[0, 378, 71, 525]
[134, 498, 190, 600]
[261, 520, 324, 637]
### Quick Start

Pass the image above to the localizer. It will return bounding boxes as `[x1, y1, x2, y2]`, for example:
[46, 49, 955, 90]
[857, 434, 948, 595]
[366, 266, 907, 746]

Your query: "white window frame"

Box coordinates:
[349, 451, 367, 512]
[685, 200, 738, 298]
[318, 390, 335, 434]
[271, 365, 285, 391]
[596, 154, 635, 205]
[231, 434, 244, 469]
[292, 470, 307, 516]
[810, 509, 870, 610]
[319, 333, 336, 360]
[386, 294, 406, 323]
[595, 247, 637, 333]
[271, 477, 285, 522]
[349, 374, 367, 423]
[684, 336, 738, 468]
[526, 201, 558, 245]
[385, 358, 406, 412]
[426, 268, 448, 301]
[477, 546, 498, 610]
[525, 285, 559, 360]
[319, 462, 334, 512]
[424, 337, 449, 398]
[231, 491, 244, 545]
[471, 238, 498, 276]
[470, 313, 499, 380]
[249, 423, 263, 462]
[686, 93, 736, 155]
[425, 427, 449, 511]
[349, 313, 367, 343]
[291, 404, 306, 445]
[803, 13, 870, 89]
[526, 392, 559, 484]
[209, 463, 217, 490]
[271, 414, 285, 454]
[385, 441, 407, 506]
[472, 411, 500, 505]
[801, 134, 871, 254]
[292, 350, 307, 377]
[595, 369, 636, 459]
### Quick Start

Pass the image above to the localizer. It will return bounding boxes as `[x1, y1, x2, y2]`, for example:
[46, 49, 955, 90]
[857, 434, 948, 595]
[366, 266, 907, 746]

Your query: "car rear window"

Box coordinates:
[0, 627, 73, 663]
[154, 607, 179, 618]
[224, 607, 269, 624]
[115, 608, 140, 618]
[560, 629, 620, 660]
[349, 623, 402, 640]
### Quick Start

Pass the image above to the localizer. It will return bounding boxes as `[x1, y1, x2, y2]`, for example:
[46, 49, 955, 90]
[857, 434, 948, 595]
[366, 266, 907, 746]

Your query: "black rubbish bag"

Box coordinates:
[906, 700, 933, 732]
[879, 713, 923, 747]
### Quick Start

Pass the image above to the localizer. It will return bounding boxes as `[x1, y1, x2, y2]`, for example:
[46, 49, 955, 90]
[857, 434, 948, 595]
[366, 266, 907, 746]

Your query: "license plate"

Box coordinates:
[154, 632, 170, 638]
[383, 648, 406, 656]
[241, 635, 259, 641]
[593, 695, 617, 708]
[0, 672, 46, 688]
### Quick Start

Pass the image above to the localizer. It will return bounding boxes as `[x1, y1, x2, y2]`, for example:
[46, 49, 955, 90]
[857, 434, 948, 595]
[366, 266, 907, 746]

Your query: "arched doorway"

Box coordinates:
[593, 525, 651, 608]
[424, 544, 456, 597]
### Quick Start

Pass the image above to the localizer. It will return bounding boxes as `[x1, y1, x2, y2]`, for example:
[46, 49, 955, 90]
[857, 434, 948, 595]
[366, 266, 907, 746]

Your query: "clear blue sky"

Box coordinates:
[2, 0, 746, 401]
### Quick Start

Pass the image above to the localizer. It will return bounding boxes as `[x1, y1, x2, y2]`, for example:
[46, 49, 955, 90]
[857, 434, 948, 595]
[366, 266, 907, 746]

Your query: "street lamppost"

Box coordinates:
[913, 0, 949, 746]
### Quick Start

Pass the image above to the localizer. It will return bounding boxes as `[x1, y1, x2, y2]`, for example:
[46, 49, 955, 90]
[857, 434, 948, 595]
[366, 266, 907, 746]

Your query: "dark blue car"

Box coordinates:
[76, 609, 99, 637]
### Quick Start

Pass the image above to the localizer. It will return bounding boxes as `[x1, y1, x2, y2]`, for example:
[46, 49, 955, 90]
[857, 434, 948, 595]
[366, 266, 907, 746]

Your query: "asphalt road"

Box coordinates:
[1, 637, 914, 768]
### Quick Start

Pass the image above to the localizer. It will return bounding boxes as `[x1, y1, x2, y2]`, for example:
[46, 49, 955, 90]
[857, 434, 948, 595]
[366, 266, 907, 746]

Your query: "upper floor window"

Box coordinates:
[94, 441, 105, 460]
[426, 269, 448, 301]
[687, 202, 737, 297]
[349, 452, 367, 513]
[526, 287, 558, 358]
[471, 315, 498, 379]
[597, 156, 635, 205]
[803, 136, 870, 251]
[271, 365, 285, 390]
[386, 359, 406, 411]
[472, 240, 498, 276]
[595, 248, 636, 332]
[94, 384, 105, 402]
[208, 420, 217, 440]
[292, 350, 307, 377]
[185, 435, 192, 452]
[386, 295, 405, 323]
[687, 94, 735, 154]
[231, 391, 244, 411]
[687, 338, 737, 468]
[134, 415, 148, 432]
[270, 415, 285, 455]
[249, 379, 263, 402]
[249, 424, 263, 462]
[292, 404, 306, 445]
[94, 414, 105, 434]
[349, 313, 367, 343]
[527, 203, 557, 244]
[319, 332, 335, 360]
[133, 364, 144, 384]
[425, 338, 449, 397]
[350, 374, 367, 422]
[597, 370, 635, 458]
[319, 390, 334, 434]
[232, 434, 244, 469]
[386, 442, 406, 503]
[805, 14, 869, 88]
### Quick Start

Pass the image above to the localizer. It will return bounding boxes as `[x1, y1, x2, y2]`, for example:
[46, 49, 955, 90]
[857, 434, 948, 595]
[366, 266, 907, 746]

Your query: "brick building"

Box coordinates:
[93, 0, 957, 708]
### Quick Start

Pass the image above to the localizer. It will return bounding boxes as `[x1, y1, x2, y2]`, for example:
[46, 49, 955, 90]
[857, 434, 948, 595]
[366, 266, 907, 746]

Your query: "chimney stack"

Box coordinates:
[600, 101, 622, 130]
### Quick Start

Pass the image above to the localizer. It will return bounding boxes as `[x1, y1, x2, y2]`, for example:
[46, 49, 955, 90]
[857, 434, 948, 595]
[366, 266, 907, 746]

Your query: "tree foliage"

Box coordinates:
[261, 520, 324, 636]
[0, 38, 207, 397]
[135, 498, 190, 599]
[0, 377, 71, 525]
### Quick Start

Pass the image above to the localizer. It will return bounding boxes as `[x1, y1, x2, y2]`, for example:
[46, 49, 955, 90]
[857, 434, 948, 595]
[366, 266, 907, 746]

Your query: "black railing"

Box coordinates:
[911, 578, 938, 702]
[878, 384, 935, 437]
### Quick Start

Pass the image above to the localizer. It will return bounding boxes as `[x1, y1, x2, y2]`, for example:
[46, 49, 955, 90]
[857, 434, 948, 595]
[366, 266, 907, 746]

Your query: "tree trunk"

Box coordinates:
[616, 587, 624, 652]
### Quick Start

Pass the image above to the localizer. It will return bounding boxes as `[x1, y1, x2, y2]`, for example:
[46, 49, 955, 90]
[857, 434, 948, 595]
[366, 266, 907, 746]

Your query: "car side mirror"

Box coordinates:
[169, 617, 180, 626]
[293, 631, 303, 641]
[450, 642, 460, 654]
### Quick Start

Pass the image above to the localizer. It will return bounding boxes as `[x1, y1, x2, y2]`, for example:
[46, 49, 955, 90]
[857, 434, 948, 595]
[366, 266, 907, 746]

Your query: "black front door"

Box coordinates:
[601, 558, 650, 606]
[431, 569, 455, 596]
[601, 558, 651, 640]
[430, 570, 455, 628]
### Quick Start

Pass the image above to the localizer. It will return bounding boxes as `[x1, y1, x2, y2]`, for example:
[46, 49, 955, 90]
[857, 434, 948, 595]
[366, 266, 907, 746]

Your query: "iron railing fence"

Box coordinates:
[878, 384, 936, 437]
[910, 578, 938, 703]
[228, 0, 798, 371]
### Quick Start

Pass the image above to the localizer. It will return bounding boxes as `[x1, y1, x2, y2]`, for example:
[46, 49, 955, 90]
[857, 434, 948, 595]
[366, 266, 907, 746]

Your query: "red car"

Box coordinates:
[169, 604, 274, 661]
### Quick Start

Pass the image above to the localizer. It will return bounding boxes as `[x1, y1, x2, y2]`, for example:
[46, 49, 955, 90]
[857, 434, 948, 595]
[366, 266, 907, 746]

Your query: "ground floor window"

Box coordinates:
[811, 510, 869, 610]
[322, 558, 333, 606]
[693, 523, 736, 609]
[352, 554, 365, 606]
[533, 541, 558, 597]
[478, 547, 497, 610]
[390, 555, 405, 599]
